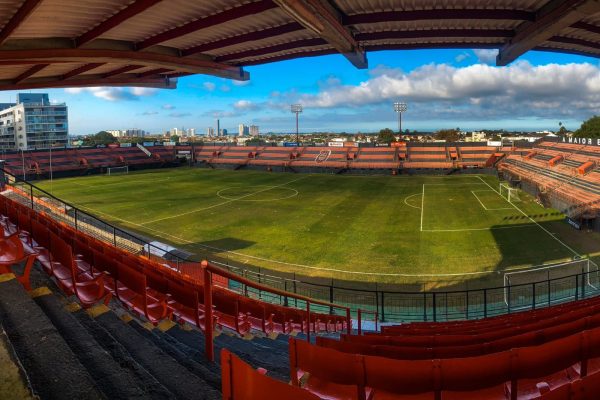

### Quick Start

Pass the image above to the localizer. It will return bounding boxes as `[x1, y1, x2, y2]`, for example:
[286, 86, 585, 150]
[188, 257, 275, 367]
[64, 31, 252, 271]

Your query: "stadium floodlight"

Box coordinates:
[291, 104, 303, 145]
[393, 102, 407, 135]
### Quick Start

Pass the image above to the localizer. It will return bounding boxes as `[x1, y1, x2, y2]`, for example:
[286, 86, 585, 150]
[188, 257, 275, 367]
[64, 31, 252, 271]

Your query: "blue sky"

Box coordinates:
[2, 48, 600, 135]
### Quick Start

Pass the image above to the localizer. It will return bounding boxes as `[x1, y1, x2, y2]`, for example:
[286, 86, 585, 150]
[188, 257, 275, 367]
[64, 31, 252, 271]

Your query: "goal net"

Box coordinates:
[499, 183, 521, 203]
[106, 166, 129, 175]
[503, 258, 599, 309]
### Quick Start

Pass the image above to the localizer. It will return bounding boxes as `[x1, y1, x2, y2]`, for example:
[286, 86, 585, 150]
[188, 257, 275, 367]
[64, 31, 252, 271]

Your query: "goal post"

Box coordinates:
[503, 258, 599, 309]
[106, 166, 129, 175]
[499, 182, 521, 203]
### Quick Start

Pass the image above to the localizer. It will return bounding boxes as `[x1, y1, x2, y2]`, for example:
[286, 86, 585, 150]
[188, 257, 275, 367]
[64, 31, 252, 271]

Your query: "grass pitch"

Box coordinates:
[34, 167, 600, 287]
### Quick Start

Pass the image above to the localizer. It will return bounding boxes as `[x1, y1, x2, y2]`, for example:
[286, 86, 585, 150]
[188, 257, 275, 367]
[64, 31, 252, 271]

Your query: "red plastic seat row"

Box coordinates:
[319, 313, 600, 360]
[44, 230, 109, 308]
[380, 297, 600, 338]
[1, 193, 348, 337]
[290, 327, 600, 400]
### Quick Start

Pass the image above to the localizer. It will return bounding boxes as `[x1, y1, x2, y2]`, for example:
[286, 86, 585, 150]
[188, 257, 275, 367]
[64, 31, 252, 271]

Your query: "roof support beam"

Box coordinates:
[102, 64, 143, 78]
[215, 38, 327, 62]
[182, 22, 304, 56]
[136, 0, 278, 50]
[60, 63, 105, 80]
[497, 0, 600, 66]
[0, 74, 177, 91]
[0, 0, 43, 45]
[12, 63, 48, 84]
[0, 47, 249, 80]
[76, 0, 164, 47]
[272, 0, 367, 68]
[137, 68, 172, 77]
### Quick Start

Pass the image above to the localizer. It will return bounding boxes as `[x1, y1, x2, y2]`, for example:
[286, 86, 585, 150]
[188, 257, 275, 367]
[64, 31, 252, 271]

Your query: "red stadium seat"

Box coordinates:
[221, 348, 320, 400]
[115, 261, 169, 324]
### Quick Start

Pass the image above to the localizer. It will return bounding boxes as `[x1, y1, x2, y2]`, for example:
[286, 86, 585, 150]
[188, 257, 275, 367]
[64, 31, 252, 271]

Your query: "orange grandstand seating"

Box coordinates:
[290, 328, 600, 400]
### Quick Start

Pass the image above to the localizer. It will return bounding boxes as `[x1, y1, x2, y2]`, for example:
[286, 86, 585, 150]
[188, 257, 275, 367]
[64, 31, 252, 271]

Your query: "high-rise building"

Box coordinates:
[125, 129, 146, 137]
[187, 128, 196, 137]
[0, 93, 68, 150]
[206, 127, 215, 136]
[238, 124, 249, 136]
[250, 125, 259, 136]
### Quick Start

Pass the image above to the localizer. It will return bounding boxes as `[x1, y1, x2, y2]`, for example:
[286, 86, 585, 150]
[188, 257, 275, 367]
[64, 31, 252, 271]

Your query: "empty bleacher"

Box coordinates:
[349, 147, 399, 169]
[499, 139, 600, 217]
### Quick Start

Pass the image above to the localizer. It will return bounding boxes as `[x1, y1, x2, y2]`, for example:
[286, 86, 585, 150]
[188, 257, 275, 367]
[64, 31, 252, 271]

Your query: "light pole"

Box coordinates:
[290, 104, 303, 144]
[393, 102, 407, 135]
[21, 149, 25, 181]
[49, 132, 55, 193]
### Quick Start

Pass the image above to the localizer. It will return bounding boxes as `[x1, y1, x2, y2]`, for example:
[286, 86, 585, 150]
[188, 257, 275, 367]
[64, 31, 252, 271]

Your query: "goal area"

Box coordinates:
[499, 182, 521, 203]
[106, 166, 129, 175]
[503, 258, 600, 309]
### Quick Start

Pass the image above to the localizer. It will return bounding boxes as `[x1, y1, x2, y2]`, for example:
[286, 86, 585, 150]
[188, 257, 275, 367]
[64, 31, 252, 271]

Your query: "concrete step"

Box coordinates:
[32, 287, 173, 400]
[91, 310, 221, 400]
[0, 274, 104, 400]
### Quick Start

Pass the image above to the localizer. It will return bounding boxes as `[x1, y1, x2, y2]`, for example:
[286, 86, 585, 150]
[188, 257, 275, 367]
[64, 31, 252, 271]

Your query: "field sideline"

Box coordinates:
[34, 167, 600, 287]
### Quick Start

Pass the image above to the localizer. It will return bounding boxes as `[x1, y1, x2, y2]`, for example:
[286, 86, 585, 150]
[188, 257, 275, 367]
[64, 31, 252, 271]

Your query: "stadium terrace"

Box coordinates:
[3, 1, 600, 400]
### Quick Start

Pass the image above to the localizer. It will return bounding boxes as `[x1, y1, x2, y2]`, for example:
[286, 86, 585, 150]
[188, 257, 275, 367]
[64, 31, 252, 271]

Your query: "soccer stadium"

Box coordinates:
[3, 1, 600, 399]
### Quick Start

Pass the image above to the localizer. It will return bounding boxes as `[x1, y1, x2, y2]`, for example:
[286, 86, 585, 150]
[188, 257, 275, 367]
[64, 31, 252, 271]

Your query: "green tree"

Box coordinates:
[171, 134, 180, 143]
[84, 131, 117, 146]
[378, 128, 396, 144]
[434, 129, 460, 142]
[574, 116, 600, 138]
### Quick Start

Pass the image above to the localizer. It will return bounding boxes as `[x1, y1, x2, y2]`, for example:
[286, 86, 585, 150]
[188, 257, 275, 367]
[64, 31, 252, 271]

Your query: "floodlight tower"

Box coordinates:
[291, 104, 303, 144]
[393, 101, 407, 135]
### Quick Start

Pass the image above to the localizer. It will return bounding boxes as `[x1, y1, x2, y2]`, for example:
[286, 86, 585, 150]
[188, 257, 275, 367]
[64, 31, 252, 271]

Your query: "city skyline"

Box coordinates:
[1, 48, 600, 135]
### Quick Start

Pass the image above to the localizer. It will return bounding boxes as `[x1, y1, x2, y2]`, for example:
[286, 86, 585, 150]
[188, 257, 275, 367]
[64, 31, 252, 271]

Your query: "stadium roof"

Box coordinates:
[2, 0, 600, 91]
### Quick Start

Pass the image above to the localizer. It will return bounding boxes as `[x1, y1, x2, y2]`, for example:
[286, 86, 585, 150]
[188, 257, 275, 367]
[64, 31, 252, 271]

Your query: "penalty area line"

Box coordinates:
[476, 176, 581, 258]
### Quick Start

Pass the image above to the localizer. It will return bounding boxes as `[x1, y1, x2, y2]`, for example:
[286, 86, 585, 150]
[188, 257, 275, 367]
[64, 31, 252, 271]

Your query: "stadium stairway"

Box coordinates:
[0, 260, 296, 399]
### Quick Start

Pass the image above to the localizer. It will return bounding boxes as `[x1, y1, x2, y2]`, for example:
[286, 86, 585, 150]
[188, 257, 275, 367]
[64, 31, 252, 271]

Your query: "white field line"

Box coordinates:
[471, 190, 489, 210]
[471, 190, 513, 211]
[476, 176, 581, 257]
[141, 175, 309, 225]
[423, 182, 487, 186]
[70, 177, 172, 188]
[420, 184, 425, 231]
[53, 201, 504, 277]
[403, 193, 422, 209]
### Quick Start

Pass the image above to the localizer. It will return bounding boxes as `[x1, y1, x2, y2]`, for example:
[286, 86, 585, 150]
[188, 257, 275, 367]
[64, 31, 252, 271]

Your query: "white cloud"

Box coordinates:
[232, 80, 251, 87]
[203, 82, 216, 91]
[162, 104, 175, 110]
[220, 84, 231, 92]
[64, 87, 157, 101]
[233, 100, 258, 111]
[279, 61, 600, 121]
[130, 87, 157, 97]
[473, 49, 499, 64]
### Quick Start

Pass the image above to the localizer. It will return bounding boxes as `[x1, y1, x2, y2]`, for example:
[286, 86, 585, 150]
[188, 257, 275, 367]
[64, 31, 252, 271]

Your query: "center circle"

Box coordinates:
[217, 186, 299, 202]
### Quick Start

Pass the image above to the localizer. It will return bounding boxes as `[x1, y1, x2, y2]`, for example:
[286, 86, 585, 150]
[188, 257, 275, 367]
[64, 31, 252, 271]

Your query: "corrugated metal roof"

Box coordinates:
[0, 0, 600, 90]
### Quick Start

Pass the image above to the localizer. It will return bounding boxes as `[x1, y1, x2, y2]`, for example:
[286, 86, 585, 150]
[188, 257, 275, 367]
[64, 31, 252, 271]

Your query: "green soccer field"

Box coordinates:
[32, 167, 600, 288]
